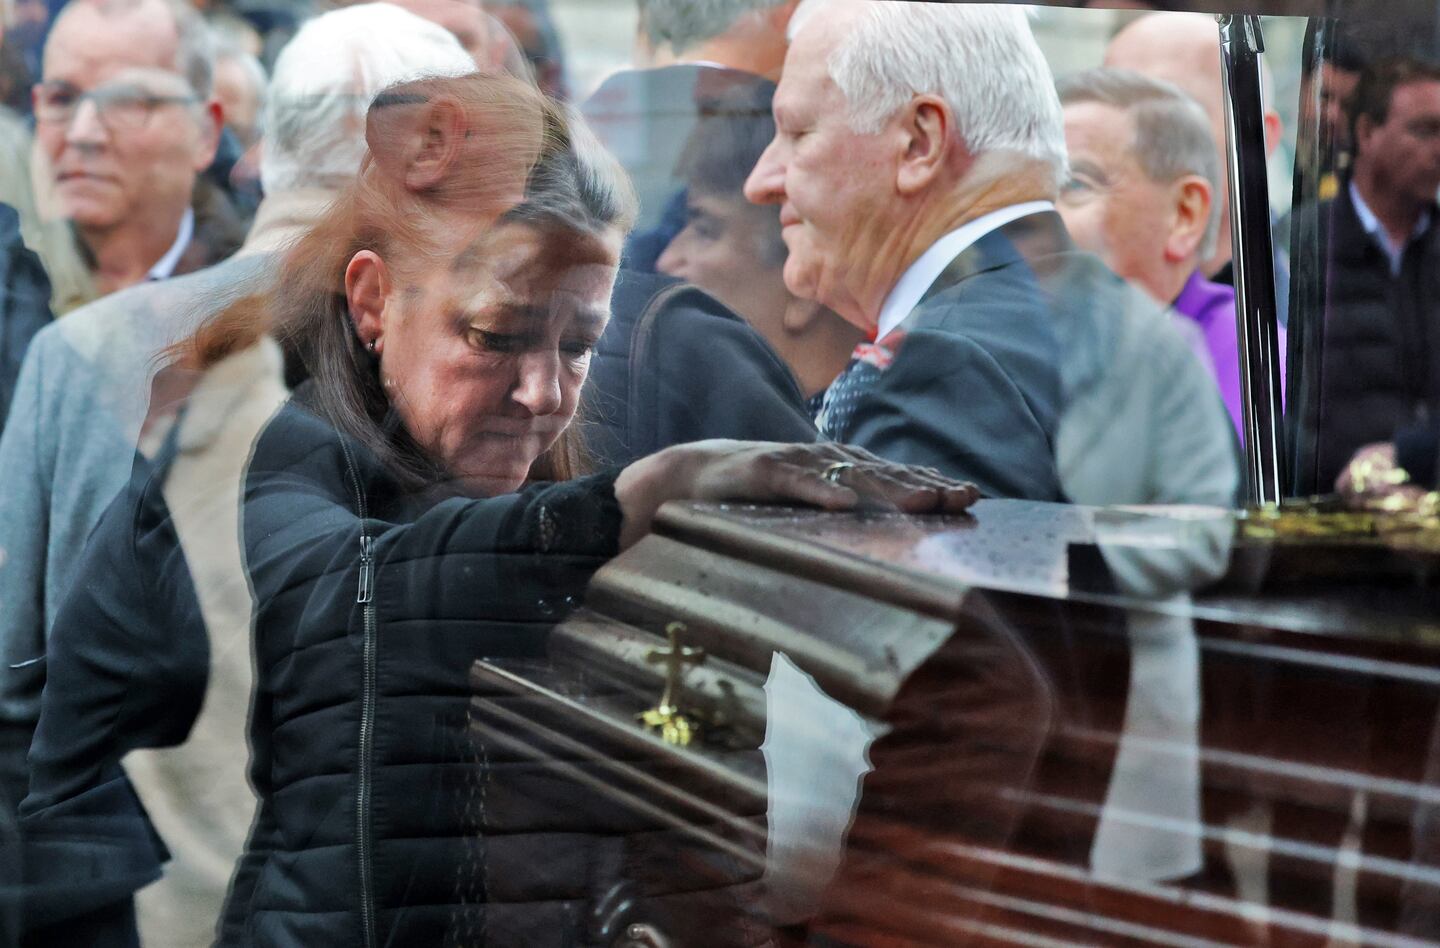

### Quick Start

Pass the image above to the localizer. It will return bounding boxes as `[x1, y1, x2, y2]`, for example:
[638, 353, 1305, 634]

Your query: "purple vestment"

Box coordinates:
[1173, 270, 1286, 440]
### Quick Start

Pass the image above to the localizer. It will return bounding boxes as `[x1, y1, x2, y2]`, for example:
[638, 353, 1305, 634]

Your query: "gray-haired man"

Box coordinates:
[32, 0, 243, 298]
[1057, 67, 1271, 440]
[744, 0, 1073, 500]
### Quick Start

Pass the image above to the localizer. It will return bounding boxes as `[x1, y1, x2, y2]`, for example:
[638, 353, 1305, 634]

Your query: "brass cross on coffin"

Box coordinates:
[637, 622, 706, 746]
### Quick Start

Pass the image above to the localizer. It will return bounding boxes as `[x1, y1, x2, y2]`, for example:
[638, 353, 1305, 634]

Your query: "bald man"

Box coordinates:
[1105, 12, 1284, 282]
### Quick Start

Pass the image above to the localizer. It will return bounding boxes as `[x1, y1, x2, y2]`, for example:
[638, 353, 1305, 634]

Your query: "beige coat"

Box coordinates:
[128, 338, 287, 948]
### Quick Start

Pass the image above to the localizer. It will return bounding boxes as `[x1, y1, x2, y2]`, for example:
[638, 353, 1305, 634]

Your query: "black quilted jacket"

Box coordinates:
[222, 393, 766, 947]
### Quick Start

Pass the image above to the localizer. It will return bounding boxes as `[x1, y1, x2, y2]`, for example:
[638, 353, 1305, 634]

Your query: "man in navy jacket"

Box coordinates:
[744, 1, 1071, 500]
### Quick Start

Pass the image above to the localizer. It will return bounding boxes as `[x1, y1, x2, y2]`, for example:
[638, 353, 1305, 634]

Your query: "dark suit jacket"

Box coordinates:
[1310, 183, 1440, 488]
[830, 212, 1071, 501]
[174, 178, 247, 278]
[583, 269, 817, 467]
[0, 203, 53, 438]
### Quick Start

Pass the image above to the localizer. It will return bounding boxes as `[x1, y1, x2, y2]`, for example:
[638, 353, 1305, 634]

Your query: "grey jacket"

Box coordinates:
[1054, 253, 1240, 509]
[0, 254, 271, 724]
[0, 192, 325, 725]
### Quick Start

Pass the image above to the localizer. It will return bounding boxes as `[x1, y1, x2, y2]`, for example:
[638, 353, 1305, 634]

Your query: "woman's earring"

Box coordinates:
[368, 339, 378, 353]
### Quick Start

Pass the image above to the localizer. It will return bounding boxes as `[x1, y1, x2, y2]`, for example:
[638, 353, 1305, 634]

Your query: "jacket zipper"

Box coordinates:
[356, 549, 378, 948]
[340, 440, 378, 948]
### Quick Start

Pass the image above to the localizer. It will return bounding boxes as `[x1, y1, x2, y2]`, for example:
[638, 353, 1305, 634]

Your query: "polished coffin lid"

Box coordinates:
[470, 499, 1440, 942]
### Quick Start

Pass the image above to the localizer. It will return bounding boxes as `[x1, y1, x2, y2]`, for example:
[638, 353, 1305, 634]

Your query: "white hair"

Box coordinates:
[215, 40, 268, 101]
[260, 3, 475, 195]
[794, 0, 1068, 187]
[214, 38, 268, 135]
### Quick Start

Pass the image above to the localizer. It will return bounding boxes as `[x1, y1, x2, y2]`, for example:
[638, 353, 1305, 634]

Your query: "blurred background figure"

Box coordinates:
[205, 36, 267, 220]
[634, 0, 794, 79]
[1296, 33, 1367, 203]
[1058, 67, 1280, 440]
[656, 77, 861, 407]
[583, 0, 799, 267]
[30, 0, 244, 300]
[569, 0, 818, 468]
[0, 6, 93, 315]
[0, 202, 51, 438]
[1312, 57, 1440, 489]
[211, 0, 311, 68]
[1104, 11, 1290, 319]
[490, 0, 568, 99]
[1, 6, 476, 945]
[0, 0, 49, 110]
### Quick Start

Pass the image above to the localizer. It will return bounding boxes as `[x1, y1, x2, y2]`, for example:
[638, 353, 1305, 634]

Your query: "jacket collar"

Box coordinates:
[1331, 176, 1440, 267]
[915, 209, 1074, 310]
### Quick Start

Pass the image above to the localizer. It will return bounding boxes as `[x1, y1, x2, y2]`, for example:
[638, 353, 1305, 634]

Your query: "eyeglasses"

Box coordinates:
[33, 81, 197, 132]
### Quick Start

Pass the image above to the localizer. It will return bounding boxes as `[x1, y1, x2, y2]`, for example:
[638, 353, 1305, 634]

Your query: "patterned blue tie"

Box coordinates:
[816, 337, 901, 441]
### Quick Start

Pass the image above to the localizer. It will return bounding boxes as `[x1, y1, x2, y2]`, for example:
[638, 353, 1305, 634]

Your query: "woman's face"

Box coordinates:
[350, 222, 621, 495]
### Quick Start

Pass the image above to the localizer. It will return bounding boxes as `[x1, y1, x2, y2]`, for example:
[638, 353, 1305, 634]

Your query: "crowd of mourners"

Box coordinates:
[0, 0, 1435, 945]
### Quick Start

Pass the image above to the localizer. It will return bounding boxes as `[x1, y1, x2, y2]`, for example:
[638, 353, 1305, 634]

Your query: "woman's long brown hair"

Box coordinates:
[173, 72, 637, 492]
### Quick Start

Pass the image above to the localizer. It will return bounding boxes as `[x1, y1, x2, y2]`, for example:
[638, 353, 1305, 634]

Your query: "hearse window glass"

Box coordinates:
[12, 3, 1439, 948]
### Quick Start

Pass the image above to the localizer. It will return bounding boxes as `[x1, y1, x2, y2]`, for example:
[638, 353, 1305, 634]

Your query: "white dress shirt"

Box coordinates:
[146, 207, 196, 282]
[1350, 180, 1432, 277]
[874, 201, 1056, 341]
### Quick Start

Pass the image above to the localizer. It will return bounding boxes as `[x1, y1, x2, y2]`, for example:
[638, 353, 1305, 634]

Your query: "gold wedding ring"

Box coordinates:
[821, 461, 855, 484]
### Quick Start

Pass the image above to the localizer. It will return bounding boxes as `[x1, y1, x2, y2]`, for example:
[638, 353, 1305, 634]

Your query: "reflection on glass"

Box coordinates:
[3, 3, 1439, 947]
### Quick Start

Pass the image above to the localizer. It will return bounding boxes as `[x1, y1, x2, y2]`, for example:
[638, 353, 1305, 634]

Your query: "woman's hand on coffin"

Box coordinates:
[614, 440, 980, 548]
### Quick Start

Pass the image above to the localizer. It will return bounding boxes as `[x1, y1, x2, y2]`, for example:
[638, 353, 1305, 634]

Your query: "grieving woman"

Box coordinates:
[14, 68, 967, 945]
[19, 71, 976, 948]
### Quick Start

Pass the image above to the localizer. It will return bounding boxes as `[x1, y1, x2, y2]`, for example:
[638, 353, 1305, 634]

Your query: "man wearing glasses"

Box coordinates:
[31, 0, 237, 298]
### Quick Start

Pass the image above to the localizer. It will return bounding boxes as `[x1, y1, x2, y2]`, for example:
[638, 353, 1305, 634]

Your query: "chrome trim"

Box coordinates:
[1219, 14, 1288, 505]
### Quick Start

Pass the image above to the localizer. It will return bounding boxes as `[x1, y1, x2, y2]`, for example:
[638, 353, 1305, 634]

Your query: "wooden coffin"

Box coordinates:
[470, 499, 1440, 945]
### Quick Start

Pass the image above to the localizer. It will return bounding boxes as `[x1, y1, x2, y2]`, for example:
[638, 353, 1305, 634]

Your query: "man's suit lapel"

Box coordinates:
[821, 210, 1073, 442]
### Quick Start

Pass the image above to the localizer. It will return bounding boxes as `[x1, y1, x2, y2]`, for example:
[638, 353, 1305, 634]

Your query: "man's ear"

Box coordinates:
[406, 98, 466, 191]
[345, 250, 393, 353]
[896, 95, 954, 196]
[1165, 174, 1212, 264]
[192, 99, 224, 172]
[1263, 109, 1284, 159]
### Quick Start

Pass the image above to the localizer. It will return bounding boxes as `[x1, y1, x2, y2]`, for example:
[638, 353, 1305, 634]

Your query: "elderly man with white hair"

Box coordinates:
[0, 6, 475, 945]
[742, 5, 1239, 930]
[745, 0, 1072, 499]
[746, 0, 1236, 505]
